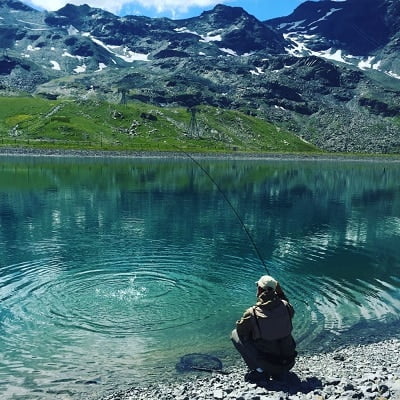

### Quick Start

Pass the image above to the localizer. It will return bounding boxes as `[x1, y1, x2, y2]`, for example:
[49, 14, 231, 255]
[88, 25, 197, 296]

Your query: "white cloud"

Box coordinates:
[25, 0, 225, 15]
[134, 0, 223, 14]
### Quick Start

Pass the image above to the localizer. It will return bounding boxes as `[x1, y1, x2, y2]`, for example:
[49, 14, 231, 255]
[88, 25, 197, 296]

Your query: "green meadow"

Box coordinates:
[0, 96, 319, 153]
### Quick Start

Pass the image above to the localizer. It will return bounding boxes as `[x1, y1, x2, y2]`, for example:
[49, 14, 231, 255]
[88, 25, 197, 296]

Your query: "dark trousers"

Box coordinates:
[230, 329, 295, 375]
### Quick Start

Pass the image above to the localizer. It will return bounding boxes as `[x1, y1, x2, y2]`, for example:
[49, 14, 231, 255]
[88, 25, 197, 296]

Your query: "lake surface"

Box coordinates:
[0, 155, 399, 399]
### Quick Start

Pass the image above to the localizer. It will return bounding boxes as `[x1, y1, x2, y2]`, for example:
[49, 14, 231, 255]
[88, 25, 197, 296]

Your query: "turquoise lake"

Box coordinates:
[0, 155, 399, 399]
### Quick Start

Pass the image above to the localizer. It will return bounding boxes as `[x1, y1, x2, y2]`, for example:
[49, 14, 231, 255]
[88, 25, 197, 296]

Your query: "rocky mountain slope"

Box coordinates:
[0, 0, 399, 153]
[269, 0, 400, 79]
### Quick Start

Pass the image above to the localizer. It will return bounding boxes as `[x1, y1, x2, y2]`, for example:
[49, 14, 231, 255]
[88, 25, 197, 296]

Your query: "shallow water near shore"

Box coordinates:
[0, 155, 399, 399]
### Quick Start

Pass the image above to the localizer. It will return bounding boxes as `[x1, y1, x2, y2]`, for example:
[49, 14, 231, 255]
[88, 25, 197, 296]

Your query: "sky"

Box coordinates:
[22, 0, 319, 21]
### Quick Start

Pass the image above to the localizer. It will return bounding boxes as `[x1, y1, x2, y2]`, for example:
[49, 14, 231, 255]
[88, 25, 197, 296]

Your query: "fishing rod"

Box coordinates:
[175, 146, 271, 275]
[174, 148, 315, 313]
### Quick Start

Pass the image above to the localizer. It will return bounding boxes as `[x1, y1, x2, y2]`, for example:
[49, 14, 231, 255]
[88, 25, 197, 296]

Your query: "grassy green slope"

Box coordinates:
[0, 97, 319, 153]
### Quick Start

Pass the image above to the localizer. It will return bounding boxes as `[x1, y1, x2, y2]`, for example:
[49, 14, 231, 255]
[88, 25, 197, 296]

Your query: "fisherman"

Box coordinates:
[231, 275, 297, 384]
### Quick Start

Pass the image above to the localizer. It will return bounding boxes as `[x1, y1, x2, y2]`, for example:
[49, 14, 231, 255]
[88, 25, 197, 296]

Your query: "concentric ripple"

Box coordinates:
[1, 251, 254, 340]
[0, 245, 262, 398]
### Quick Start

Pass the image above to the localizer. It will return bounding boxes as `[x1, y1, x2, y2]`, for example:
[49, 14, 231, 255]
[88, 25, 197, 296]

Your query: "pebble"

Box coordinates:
[99, 338, 400, 400]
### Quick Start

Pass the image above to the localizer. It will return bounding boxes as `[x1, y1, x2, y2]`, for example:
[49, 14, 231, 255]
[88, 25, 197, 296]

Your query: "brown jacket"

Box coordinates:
[236, 292, 296, 361]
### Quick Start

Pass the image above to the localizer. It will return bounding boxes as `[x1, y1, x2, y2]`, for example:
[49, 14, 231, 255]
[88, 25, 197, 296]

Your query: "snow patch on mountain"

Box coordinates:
[74, 64, 86, 73]
[26, 27, 47, 31]
[284, 33, 326, 58]
[277, 20, 306, 31]
[385, 71, 400, 80]
[250, 67, 264, 76]
[68, 25, 79, 35]
[86, 35, 149, 62]
[27, 45, 41, 52]
[115, 48, 149, 62]
[220, 48, 237, 56]
[95, 63, 107, 72]
[318, 48, 349, 63]
[278, 8, 343, 33]
[174, 27, 199, 36]
[310, 8, 342, 25]
[62, 51, 83, 60]
[199, 31, 223, 43]
[174, 27, 223, 43]
[284, 32, 392, 76]
[50, 60, 61, 71]
[358, 56, 381, 70]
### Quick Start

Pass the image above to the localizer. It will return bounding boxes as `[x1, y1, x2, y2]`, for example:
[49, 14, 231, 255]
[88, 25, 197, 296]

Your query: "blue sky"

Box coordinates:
[23, 0, 318, 21]
[120, 0, 313, 20]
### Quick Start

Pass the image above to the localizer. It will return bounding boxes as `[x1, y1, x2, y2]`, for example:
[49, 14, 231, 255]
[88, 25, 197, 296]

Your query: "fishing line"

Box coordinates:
[177, 148, 313, 308]
[175, 147, 270, 274]
[174, 145, 310, 360]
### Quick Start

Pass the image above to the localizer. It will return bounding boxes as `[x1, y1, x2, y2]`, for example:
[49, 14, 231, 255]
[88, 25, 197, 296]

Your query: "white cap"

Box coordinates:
[256, 275, 277, 291]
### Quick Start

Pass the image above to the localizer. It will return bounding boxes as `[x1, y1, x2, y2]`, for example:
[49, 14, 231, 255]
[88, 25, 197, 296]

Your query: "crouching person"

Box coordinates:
[231, 275, 297, 384]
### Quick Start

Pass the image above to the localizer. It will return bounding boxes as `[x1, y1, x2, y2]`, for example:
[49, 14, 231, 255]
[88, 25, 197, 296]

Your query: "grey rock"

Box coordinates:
[343, 382, 355, 391]
[326, 377, 341, 385]
[213, 389, 224, 399]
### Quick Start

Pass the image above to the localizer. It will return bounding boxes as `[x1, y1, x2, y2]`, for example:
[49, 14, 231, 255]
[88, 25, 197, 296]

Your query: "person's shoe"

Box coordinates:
[244, 369, 269, 383]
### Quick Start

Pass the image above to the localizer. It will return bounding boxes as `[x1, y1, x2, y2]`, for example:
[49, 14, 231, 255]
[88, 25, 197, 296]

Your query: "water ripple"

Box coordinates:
[1, 246, 259, 342]
[1, 157, 400, 400]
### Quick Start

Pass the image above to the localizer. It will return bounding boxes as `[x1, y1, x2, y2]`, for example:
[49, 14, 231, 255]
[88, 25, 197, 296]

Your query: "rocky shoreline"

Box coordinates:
[99, 338, 400, 400]
[1, 146, 400, 163]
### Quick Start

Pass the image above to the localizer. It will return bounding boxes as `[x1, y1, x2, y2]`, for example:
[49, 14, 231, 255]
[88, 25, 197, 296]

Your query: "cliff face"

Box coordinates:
[0, 0, 399, 153]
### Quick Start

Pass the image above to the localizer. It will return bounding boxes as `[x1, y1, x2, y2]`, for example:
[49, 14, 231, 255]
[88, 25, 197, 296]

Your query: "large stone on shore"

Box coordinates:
[212, 388, 224, 398]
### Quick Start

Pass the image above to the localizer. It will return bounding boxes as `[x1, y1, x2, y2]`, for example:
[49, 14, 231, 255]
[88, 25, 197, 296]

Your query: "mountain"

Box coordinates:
[268, 0, 400, 79]
[0, 0, 399, 153]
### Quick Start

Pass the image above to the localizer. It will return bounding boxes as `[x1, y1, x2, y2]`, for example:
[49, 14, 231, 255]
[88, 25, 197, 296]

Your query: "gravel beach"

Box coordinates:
[1, 147, 400, 163]
[99, 337, 400, 400]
